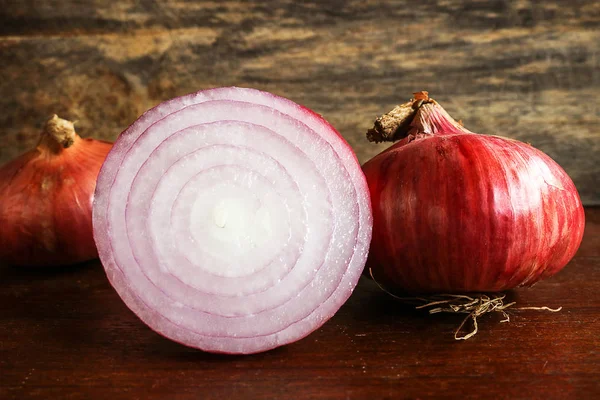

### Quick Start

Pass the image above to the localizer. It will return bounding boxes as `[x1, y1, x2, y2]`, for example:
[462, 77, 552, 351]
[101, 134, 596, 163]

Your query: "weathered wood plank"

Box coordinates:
[1, 0, 599, 203]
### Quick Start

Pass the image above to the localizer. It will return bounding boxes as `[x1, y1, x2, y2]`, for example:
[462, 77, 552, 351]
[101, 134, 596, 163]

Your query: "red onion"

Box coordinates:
[93, 87, 372, 354]
[363, 91, 585, 293]
[0, 115, 112, 267]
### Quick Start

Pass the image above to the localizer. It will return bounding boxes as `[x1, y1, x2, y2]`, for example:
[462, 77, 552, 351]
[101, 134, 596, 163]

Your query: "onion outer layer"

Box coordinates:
[363, 92, 585, 293]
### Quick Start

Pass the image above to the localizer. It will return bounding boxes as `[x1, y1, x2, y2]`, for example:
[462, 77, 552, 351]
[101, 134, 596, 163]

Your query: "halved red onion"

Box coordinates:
[93, 87, 372, 354]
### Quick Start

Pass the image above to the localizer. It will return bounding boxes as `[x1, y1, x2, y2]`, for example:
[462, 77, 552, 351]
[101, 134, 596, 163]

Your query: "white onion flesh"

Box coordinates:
[93, 87, 372, 354]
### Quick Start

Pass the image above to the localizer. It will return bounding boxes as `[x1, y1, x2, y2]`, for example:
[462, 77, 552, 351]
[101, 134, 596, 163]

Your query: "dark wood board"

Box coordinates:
[0, 207, 599, 400]
[0, 1, 599, 203]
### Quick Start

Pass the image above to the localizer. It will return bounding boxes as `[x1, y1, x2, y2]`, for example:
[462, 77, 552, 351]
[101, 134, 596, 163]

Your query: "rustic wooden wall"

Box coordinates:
[1, 0, 598, 203]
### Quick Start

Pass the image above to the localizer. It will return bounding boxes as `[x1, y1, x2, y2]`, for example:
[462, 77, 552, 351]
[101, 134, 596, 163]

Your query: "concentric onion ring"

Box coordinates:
[93, 87, 372, 354]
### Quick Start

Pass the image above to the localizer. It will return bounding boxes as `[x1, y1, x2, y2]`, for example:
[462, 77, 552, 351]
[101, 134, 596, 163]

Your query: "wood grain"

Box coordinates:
[0, 0, 598, 203]
[1, 207, 599, 400]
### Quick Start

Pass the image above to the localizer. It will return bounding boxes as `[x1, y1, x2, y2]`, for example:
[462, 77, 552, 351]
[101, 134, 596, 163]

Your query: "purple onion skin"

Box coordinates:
[363, 97, 585, 293]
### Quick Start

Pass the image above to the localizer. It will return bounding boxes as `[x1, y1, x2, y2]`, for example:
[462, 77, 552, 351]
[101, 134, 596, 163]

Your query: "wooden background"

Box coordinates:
[1, 0, 599, 205]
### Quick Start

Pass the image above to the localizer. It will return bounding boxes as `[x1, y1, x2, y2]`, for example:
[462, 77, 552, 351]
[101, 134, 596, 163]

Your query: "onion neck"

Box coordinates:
[367, 91, 472, 143]
[37, 115, 80, 154]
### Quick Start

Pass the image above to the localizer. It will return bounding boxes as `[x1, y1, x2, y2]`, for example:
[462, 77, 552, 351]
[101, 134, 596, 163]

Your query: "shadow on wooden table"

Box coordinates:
[0, 256, 568, 364]
[0, 259, 306, 362]
[0, 258, 97, 278]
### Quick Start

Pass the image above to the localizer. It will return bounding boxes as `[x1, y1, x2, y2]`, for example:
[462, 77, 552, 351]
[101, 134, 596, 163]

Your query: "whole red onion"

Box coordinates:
[0, 115, 112, 266]
[363, 91, 585, 293]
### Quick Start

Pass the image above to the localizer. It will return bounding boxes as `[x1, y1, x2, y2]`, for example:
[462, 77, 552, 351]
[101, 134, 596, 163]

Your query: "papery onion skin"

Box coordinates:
[363, 92, 585, 293]
[0, 115, 112, 267]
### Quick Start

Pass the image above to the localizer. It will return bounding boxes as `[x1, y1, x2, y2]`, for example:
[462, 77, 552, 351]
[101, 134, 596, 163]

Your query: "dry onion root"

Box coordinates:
[370, 268, 561, 340]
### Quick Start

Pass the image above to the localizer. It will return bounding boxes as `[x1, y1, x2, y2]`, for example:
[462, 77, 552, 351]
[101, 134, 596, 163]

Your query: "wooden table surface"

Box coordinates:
[1, 207, 598, 400]
[1, 2, 599, 398]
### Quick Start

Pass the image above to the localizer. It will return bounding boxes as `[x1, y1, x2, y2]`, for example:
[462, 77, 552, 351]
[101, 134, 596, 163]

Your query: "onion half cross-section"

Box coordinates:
[93, 87, 372, 354]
